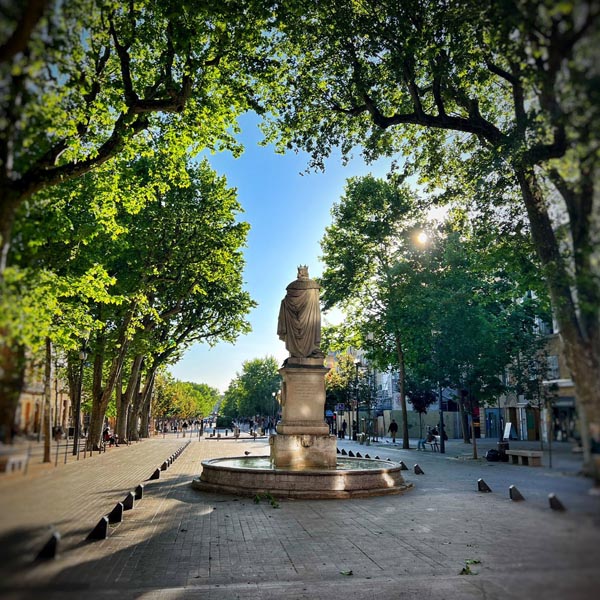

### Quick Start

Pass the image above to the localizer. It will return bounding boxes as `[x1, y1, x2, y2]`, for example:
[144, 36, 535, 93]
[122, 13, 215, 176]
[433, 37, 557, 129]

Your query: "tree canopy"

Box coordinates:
[221, 356, 281, 421]
[5, 152, 254, 446]
[152, 373, 219, 421]
[260, 0, 600, 462]
[320, 175, 550, 446]
[0, 0, 278, 269]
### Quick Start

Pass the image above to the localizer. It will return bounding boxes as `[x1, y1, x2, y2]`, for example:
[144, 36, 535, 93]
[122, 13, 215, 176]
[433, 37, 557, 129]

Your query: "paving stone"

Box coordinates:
[0, 435, 598, 599]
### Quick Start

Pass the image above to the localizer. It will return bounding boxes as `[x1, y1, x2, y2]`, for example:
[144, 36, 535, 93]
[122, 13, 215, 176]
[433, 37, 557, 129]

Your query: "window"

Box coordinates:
[546, 355, 560, 380]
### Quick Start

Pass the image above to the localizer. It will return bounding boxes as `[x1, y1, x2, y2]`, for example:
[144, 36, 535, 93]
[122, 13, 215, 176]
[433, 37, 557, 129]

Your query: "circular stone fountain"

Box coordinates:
[192, 266, 412, 500]
[192, 455, 412, 499]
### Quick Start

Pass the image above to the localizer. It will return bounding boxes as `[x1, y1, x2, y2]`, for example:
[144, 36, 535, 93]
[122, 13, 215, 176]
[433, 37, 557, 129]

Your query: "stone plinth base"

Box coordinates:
[276, 421, 330, 435]
[276, 357, 330, 437]
[270, 433, 336, 469]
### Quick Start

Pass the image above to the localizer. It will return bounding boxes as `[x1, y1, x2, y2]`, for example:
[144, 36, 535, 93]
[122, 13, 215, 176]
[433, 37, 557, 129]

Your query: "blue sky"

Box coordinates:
[169, 113, 394, 392]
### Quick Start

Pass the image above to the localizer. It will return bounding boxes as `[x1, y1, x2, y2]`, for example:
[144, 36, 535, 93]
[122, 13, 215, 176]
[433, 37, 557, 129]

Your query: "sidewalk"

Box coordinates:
[1, 433, 599, 600]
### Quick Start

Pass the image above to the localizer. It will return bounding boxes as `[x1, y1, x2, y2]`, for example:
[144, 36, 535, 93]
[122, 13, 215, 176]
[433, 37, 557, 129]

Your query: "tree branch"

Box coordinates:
[0, 0, 48, 63]
[20, 112, 150, 198]
[432, 72, 446, 118]
[109, 18, 137, 107]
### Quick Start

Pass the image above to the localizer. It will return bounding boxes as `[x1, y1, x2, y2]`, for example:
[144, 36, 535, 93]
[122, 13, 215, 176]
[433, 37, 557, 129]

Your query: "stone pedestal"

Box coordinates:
[271, 357, 336, 469]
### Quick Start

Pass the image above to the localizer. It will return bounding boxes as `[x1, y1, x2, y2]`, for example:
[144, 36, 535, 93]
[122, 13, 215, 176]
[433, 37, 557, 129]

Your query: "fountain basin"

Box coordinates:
[192, 455, 413, 499]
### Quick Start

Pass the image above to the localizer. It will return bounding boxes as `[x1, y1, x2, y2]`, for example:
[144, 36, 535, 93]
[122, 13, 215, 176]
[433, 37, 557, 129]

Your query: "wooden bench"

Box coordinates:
[505, 450, 543, 467]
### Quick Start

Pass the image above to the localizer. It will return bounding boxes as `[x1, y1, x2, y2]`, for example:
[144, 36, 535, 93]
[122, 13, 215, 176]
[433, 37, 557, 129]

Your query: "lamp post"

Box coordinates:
[354, 359, 361, 440]
[438, 382, 446, 454]
[432, 329, 446, 454]
[72, 342, 88, 456]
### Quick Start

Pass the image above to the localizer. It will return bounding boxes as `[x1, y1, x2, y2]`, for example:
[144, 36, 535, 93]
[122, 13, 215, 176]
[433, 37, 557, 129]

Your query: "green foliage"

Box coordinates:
[221, 356, 281, 419]
[253, 492, 280, 508]
[320, 174, 549, 408]
[14, 151, 252, 399]
[2, 0, 278, 209]
[1, 1, 272, 441]
[152, 371, 219, 419]
[261, 0, 600, 435]
[324, 352, 360, 407]
[405, 378, 437, 416]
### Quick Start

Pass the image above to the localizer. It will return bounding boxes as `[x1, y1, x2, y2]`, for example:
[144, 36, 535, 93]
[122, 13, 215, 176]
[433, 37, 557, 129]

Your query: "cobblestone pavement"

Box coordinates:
[1, 434, 599, 600]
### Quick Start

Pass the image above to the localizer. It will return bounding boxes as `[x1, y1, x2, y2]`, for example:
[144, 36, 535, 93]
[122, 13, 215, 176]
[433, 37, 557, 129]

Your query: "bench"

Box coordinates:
[0, 452, 29, 473]
[423, 436, 440, 452]
[505, 450, 543, 467]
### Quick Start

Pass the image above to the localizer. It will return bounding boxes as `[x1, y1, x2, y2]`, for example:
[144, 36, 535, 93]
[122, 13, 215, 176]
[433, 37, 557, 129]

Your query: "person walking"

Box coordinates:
[388, 419, 398, 444]
[341, 419, 348, 439]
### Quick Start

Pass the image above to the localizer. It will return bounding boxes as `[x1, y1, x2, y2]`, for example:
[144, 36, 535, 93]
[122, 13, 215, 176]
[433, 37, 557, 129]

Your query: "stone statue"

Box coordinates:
[277, 265, 324, 358]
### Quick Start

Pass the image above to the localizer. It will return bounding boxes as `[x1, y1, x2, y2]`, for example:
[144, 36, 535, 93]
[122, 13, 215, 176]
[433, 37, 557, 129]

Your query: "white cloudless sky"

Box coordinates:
[168, 113, 394, 393]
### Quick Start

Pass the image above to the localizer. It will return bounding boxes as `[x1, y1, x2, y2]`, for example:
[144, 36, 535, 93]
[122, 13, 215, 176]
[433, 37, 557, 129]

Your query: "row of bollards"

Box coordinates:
[87, 483, 145, 541]
[37, 442, 191, 559]
[87, 440, 190, 542]
[477, 478, 567, 511]
[148, 441, 190, 481]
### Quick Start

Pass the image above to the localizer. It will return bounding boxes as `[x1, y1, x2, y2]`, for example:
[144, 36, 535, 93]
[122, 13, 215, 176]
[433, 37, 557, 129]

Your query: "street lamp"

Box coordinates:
[432, 329, 446, 454]
[438, 382, 446, 454]
[354, 359, 361, 441]
[72, 340, 88, 456]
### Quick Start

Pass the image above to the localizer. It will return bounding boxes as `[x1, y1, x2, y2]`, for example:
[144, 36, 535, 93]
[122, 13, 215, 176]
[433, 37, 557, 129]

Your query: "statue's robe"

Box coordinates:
[277, 277, 322, 358]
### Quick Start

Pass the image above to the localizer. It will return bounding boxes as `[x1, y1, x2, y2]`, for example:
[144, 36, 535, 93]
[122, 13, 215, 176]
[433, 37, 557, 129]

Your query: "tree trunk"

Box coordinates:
[457, 394, 470, 443]
[394, 332, 410, 448]
[43, 337, 52, 462]
[0, 333, 26, 443]
[87, 313, 133, 450]
[142, 374, 157, 438]
[516, 166, 600, 482]
[131, 366, 156, 440]
[0, 191, 21, 274]
[578, 406, 591, 472]
[127, 392, 142, 441]
[115, 369, 124, 439]
[139, 378, 154, 438]
[118, 355, 144, 442]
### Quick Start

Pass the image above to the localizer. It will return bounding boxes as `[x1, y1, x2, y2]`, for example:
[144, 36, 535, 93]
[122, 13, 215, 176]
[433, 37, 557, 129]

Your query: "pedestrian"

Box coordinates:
[341, 419, 348, 439]
[182, 421, 188, 437]
[388, 419, 398, 443]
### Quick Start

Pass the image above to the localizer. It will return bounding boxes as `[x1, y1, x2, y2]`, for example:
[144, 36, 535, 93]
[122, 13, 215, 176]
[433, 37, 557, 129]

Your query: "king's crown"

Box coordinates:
[297, 265, 309, 279]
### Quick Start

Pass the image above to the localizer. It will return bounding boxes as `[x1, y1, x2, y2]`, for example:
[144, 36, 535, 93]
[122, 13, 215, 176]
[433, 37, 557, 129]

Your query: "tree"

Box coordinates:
[0, 0, 274, 441]
[396, 216, 549, 459]
[0, 0, 277, 268]
[324, 352, 361, 411]
[320, 175, 424, 448]
[263, 0, 600, 476]
[8, 155, 253, 447]
[222, 357, 281, 420]
[405, 377, 438, 440]
[321, 173, 549, 454]
[151, 372, 219, 424]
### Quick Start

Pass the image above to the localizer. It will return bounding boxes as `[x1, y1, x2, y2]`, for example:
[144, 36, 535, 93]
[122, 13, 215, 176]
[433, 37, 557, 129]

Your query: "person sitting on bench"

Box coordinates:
[418, 429, 435, 450]
[103, 427, 119, 447]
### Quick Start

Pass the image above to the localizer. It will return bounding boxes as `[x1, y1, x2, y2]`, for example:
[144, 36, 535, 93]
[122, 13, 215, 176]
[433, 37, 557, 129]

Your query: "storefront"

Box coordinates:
[551, 396, 578, 442]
